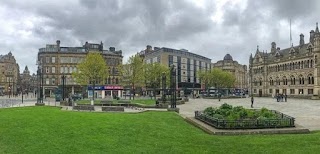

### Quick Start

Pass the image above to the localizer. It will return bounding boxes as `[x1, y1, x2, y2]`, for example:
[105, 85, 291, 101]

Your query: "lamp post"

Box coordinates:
[170, 65, 177, 108]
[162, 72, 166, 104]
[250, 54, 253, 97]
[61, 74, 66, 101]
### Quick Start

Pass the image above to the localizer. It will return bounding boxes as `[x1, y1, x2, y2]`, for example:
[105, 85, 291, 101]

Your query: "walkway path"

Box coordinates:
[178, 97, 320, 131]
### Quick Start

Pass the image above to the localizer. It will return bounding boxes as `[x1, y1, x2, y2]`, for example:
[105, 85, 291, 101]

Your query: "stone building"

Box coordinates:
[250, 23, 320, 98]
[37, 40, 123, 99]
[211, 54, 248, 93]
[18, 66, 37, 95]
[139, 45, 211, 95]
[0, 52, 20, 96]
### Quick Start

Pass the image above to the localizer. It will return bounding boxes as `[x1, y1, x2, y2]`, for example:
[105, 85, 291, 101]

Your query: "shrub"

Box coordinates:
[204, 107, 215, 116]
[219, 103, 233, 110]
[213, 114, 224, 119]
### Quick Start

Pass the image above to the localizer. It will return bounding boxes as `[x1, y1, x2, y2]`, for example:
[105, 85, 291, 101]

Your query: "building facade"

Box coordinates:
[140, 45, 211, 95]
[250, 23, 320, 98]
[212, 54, 248, 93]
[18, 66, 37, 96]
[0, 52, 20, 96]
[37, 40, 123, 99]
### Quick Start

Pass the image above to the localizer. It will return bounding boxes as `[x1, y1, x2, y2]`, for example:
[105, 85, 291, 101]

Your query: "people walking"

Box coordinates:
[284, 93, 287, 102]
[251, 96, 254, 108]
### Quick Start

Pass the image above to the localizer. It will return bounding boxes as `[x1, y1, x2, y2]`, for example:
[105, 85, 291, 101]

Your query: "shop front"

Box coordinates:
[87, 85, 123, 99]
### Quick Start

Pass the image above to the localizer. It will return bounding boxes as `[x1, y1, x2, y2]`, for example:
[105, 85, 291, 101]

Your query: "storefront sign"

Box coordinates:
[88, 85, 123, 90]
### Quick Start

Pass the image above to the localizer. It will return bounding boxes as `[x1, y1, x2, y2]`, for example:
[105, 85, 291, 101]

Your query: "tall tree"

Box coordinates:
[72, 52, 108, 103]
[197, 69, 212, 94]
[121, 55, 145, 100]
[209, 68, 235, 94]
[144, 63, 169, 100]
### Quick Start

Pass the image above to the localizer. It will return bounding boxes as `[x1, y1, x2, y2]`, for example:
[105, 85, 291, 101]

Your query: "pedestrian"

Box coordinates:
[284, 93, 287, 102]
[251, 96, 254, 108]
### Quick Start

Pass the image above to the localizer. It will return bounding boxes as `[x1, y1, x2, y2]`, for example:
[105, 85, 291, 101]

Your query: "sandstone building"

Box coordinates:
[0, 52, 20, 96]
[212, 54, 248, 94]
[250, 23, 320, 98]
[37, 40, 123, 99]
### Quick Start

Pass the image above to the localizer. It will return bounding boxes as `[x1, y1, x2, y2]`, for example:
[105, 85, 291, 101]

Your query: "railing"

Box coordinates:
[195, 110, 295, 129]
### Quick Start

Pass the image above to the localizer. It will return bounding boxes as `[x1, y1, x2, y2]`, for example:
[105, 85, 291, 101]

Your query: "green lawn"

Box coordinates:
[76, 98, 155, 105]
[131, 99, 155, 105]
[0, 107, 319, 153]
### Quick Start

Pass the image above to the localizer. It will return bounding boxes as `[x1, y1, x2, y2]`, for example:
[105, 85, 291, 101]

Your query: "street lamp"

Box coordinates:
[61, 74, 66, 101]
[162, 72, 166, 104]
[170, 65, 177, 108]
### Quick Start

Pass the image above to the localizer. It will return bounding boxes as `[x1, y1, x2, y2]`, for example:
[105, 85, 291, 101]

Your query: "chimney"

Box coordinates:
[271, 42, 276, 53]
[146, 45, 152, 53]
[310, 30, 315, 43]
[300, 33, 304, 46]
[109, 47, 115, 51]
[56, 40, 60, 51]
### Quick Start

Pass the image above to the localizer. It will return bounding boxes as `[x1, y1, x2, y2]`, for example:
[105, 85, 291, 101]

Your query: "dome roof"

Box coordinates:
[223, 54, 233, 61]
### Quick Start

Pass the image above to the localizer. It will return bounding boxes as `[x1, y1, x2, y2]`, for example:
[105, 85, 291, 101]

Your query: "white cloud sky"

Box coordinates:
[0, 0, 319, 74]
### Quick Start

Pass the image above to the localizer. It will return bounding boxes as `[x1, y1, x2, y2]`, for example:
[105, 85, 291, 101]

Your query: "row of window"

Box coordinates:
[253, 59, 315, 74]
[254, 89, 313, 95]
[254, 76, 314, 86]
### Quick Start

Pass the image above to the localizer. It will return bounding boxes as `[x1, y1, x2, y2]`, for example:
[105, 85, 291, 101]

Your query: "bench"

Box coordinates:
[102, 106, 125, 112]
[73, 105, 95, 111]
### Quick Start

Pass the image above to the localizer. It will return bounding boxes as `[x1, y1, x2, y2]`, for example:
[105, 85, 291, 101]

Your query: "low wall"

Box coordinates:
[102, 106, 124, 112]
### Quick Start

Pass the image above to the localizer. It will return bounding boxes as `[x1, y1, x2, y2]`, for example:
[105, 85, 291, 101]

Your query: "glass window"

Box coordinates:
[46, 78, 49, 85]
[52, 67, 55, 73]
[52, 57, 56, 63]
[52, 78, 55, 85]
[46, 67, 49, 73]
[60, 67, 63, 73]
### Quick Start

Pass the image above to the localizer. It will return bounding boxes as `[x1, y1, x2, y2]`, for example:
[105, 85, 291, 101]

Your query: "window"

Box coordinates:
[64, 66, 68, 73]
[46, 67, 49, 73]
[52, 78, 55, 85]
[308, 89, 313, 95]
[269, 89, 272, 94]
[52, 57, 56, 63]
[46, 57, 50, 63]
[69, 66, 73, 73]
[290, 89, 295, 94]
[299, 89, 304, 94]
[46, 78, 49, 85]
[253, 89, 257, 93]
[52, 67, 55, 73]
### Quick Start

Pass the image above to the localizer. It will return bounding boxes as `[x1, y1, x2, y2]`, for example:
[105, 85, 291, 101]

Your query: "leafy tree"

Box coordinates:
[209, 68, 235, 95]
[197, 69, 212, 94]
[144, 63, 169, 100]
[121, 55, 144, 100]
[72, 52, 108, 102]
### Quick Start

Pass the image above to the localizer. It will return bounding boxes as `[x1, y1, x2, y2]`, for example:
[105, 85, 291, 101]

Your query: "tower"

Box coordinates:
[271, 42, 276, 53]
[313, 22, 320, 98]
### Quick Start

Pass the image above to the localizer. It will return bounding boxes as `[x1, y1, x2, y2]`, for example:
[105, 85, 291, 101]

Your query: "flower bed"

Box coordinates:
[195, 103, 295, 129]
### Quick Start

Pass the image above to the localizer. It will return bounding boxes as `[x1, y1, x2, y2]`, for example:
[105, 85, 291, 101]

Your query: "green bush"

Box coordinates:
[204, 107, 215, 116]
[213, 114, 224, 119]
[203, 104, 278, 121]
[219, 103, 233, 110]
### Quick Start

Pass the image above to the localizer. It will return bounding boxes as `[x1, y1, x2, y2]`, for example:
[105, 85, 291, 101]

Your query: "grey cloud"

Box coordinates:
[0, 0, 320, 73]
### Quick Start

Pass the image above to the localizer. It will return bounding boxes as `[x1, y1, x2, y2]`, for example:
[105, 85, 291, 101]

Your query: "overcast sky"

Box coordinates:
[0, 0, 320, 74]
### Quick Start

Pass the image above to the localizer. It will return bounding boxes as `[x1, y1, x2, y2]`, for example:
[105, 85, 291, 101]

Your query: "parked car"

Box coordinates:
[72, 93, 83, 100]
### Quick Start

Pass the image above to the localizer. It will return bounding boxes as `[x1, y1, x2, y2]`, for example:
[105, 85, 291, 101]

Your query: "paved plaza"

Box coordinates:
[178, 97, 320, 131]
